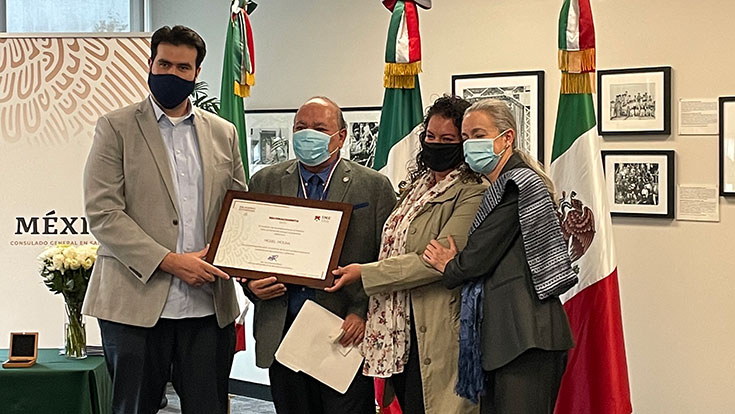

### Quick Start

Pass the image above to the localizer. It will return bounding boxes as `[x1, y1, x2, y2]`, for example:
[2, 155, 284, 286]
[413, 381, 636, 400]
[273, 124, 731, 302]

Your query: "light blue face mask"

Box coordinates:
[463, 130, 510, 175]
[292, 129, 341, 166]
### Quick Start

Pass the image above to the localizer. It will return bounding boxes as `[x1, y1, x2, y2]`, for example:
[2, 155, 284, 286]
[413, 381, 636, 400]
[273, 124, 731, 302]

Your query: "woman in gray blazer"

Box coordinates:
[424, 99, 576, 414]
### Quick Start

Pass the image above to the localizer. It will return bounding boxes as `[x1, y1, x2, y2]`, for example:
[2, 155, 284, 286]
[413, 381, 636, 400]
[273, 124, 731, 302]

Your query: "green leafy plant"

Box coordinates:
[191, 81, 221, 114]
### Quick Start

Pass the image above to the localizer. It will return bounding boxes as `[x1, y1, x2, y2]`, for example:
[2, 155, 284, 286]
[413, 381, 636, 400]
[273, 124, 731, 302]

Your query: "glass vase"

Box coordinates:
[64, 307, 87, 359]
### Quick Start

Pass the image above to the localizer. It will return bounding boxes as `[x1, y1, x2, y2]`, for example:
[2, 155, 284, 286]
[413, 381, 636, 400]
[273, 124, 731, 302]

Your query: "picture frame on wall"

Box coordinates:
[342, 106, 382, 169]
[244, 109, 297, 176]
[244, 106, 382, 175]
[451, 71, 544, 162]
[601, 150, 675, 218]
[597, 66, 672, 135]
[718, 96, 735, 196]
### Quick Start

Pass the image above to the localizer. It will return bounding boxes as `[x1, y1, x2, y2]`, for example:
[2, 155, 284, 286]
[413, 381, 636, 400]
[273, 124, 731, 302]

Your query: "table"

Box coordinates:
[0, 348, 112, 414]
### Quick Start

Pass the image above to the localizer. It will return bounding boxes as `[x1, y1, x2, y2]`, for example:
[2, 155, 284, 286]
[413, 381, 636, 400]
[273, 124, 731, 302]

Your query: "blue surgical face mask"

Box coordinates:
[463, 130, 511, 175]
[292, 129, 341, 166]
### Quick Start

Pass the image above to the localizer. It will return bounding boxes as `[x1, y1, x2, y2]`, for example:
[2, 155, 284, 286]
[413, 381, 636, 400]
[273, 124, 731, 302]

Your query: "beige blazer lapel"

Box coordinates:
[135, 100, 180, 217]
[325, 159, 352, 202]
[193, 107, 215, 223]
[280, 160, 301, 197]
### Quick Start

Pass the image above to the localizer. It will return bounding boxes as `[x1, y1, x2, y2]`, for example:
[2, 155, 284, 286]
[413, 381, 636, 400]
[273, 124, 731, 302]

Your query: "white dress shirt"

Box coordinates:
[150, 96, 215, 318]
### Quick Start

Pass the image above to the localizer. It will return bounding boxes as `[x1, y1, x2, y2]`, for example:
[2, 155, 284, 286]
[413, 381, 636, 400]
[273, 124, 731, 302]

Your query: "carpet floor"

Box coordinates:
[160, 383, 276, 414]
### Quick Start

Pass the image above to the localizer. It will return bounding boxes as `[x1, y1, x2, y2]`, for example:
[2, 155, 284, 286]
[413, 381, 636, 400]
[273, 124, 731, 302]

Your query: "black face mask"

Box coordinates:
[419, 139, 464, 172]
[147, 73, 195, 109]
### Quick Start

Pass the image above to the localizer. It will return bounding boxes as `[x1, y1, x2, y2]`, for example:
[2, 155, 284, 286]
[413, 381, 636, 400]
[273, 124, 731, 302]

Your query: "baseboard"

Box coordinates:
[228, 378, 273, 402]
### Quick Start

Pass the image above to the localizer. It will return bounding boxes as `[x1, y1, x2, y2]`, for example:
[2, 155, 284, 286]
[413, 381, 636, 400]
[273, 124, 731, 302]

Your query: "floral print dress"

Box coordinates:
[361, 169, 462, 377]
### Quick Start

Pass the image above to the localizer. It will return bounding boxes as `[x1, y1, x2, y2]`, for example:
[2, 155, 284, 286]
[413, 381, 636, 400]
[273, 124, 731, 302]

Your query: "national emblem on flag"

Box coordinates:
[550, 1, 633, 413]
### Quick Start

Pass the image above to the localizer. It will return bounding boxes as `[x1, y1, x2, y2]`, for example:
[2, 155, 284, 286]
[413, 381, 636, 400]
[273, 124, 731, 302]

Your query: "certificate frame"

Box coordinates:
[206, 190, 353, 288]
[451, 70, 545, 162]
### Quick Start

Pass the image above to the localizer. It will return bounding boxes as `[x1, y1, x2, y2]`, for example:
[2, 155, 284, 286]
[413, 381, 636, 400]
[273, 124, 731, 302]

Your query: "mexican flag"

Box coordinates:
[374, 0, 424, 189]
[219, 0, 256, 182]
[551, 1, 632, 413]
[221, 0, 257, 352]
[374, 83, 423, 188]
[374, 3, 426, 412]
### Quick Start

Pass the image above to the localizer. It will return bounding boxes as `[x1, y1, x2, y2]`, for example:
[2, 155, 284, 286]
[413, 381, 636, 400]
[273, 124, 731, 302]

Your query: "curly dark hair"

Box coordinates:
[399, 95, 482, 191]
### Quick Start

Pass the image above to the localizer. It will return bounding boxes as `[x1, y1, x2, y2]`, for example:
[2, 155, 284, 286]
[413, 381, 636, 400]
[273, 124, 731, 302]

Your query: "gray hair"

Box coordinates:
[465, 99, 518, 137]
[465, 99, 557, 203]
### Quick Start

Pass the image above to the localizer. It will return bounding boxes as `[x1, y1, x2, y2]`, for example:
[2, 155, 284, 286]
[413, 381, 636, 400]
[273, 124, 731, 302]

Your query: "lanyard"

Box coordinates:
[298, 159, 340, 201]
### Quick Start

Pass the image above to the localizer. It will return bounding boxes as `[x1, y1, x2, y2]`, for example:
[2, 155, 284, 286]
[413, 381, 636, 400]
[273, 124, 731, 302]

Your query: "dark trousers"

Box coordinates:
[98, 315, 235, 414]
[481, 348, 568, 414]
[390, 314, 425, 413]
[268, 312, 374, 414]
[268, 359, 375, 414]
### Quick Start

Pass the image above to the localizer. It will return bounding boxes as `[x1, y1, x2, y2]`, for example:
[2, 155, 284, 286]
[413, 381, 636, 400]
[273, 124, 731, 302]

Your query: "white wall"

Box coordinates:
[154, 1, 735, 411]
[149, 0, 231, 99]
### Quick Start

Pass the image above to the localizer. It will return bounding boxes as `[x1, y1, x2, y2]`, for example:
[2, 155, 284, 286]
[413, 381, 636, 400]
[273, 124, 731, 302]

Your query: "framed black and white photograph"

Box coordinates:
[452, 71, 544, 162]
[244, 109, 298, 175]
[597, 66, 672, 135]
[343, 107, 382, 168]
[719, 97, 735, 196]
[602, 150, 675, 218]
[244, 106, 382, 174]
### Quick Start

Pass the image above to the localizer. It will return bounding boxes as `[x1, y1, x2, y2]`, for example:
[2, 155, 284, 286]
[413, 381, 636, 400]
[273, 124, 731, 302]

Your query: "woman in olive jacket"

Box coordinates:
[327, 96, 487, 414]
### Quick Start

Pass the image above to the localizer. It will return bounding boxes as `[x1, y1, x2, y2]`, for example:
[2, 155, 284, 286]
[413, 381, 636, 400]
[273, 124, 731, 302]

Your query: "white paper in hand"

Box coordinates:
[274, 300, 364, 394]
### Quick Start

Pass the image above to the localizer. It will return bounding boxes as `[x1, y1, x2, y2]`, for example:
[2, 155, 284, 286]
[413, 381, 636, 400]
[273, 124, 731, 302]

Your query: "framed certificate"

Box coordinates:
[206, 191, 353, 288]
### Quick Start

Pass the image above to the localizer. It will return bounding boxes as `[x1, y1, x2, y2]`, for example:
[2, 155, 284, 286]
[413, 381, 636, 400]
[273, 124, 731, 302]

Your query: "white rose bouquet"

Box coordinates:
[38, 243, 98, 358]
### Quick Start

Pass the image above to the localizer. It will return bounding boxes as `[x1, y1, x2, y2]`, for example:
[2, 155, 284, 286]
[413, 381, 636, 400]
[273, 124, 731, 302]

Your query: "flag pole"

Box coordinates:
[550, 1, 632, 412]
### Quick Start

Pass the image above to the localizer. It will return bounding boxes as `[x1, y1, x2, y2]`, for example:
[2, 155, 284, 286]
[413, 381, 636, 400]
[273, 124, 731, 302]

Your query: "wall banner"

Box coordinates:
[0, 34, 150, 347]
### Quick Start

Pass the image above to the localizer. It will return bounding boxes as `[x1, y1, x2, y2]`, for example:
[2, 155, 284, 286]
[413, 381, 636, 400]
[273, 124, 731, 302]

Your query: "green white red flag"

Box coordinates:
[382, 0, 422, 89]
[374, 1, 425, 190]
[220, 1, 257, 352]
[551, 1, 632, 412]
[219, 0, 256, 182]
[374, 2, 427, 411]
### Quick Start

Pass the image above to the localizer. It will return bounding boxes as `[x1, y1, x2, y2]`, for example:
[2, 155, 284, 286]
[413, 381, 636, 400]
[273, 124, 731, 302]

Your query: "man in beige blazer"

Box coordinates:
[82, 26, 246, 414]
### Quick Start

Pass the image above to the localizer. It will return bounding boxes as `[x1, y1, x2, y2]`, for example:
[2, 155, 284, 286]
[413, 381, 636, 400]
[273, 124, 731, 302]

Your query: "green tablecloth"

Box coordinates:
[0, 348, 112, 414]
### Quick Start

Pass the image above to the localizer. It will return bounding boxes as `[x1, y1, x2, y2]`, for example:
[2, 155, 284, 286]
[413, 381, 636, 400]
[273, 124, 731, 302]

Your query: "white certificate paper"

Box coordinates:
[213, 199, 343, 280]
[678, 98, 718, 135]
[275, 300, 364, 394]
[676, 185, 720, 222]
